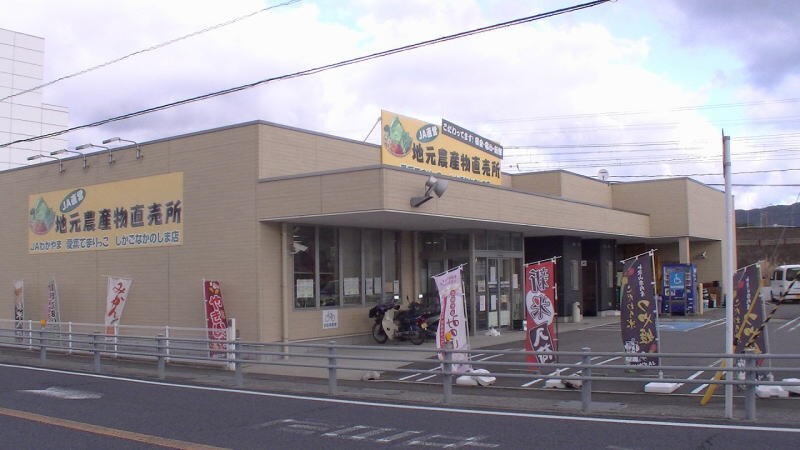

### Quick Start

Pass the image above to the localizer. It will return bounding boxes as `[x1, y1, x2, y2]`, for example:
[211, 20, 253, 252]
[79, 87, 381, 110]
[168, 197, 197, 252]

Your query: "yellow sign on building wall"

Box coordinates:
[380, 110, 503, 185]
[28, 172, 184, 254]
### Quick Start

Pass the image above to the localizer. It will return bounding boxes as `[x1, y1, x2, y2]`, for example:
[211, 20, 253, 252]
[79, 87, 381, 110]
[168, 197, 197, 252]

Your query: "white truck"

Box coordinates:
[769, 264, 800, 303]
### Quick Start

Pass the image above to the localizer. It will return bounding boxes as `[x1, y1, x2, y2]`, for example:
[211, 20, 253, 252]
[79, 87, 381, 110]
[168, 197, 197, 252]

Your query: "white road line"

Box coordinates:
[690, 359, 722, 394]
[521, 368, 567, 387]
[398, 364, 442, 381]
[476, 349, 516, 362]
[698, 319, 726, 329]
[416, 374, 437, 382]
[2, 363, 799, 434]
[777, 316, 800, 331]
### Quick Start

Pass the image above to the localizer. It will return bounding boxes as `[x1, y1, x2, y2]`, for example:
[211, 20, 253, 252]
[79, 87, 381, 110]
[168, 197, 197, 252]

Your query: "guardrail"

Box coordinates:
[1, 324, 798, 421]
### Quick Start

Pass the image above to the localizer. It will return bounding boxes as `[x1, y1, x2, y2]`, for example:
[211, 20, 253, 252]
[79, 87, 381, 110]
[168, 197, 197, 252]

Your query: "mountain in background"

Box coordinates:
[736, 203, 800, 227]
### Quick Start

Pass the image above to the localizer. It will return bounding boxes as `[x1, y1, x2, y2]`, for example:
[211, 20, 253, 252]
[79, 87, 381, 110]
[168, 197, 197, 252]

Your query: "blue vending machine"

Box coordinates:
[661, 263, 696, 315]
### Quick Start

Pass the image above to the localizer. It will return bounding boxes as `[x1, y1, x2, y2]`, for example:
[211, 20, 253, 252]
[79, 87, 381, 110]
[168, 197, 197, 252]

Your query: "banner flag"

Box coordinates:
[46, 278, 61, 324]
[105, 277, 132, 334]
[433, 266, 472, 373]
[524, 260, 558, 370]
[620, 253, 660, 366]
[14, 280, 24, 339]
[733, 264, 767, 362]
[203, 280, 229, 359]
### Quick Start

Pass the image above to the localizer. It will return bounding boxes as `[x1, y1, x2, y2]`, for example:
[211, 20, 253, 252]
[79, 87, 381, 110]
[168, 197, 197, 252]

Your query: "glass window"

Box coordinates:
[445, 233, 469, 251]
[291, 225, 399, 309]
[421, 232, 443, 253]
[319, 227, 339, 307]
[474, 230, 487, 251]
[383, 231, 399, 303]
[511, 233, 523, 251]
[341, 228, 362, 306]
[292, 225, 316, 308]
[364, 229, 382, 304]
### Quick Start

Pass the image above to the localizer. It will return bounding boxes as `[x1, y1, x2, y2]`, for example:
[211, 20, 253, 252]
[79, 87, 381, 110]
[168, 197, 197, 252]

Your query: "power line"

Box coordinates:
[1, 0, 612, 150]
[485, 98, 800, 123]
[0, 0, 302, 103]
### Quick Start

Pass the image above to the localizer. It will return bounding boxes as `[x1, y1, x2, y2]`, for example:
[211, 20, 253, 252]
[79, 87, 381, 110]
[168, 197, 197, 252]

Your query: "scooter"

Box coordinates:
[369, 299, 428, 345]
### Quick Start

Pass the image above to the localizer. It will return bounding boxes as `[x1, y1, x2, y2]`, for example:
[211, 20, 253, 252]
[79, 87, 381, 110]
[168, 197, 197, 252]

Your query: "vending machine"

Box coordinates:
[661, 263, 696, 315]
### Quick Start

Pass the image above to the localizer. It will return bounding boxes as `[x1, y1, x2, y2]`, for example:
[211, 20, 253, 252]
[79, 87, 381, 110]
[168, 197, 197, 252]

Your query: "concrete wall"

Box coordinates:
[258, 123, 379, 179]
[0, 124, 265, 341]
[507, 171, 613, 208]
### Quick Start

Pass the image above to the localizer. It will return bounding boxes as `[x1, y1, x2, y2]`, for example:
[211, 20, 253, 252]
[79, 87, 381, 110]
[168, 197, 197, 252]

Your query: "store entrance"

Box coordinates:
[475, 257, 517, 330]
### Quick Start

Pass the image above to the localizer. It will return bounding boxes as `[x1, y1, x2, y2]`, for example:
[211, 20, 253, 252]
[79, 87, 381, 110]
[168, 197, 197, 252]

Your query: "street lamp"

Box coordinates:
[103, 137, 142, 160]
[51, 148, 89, 169]
[76, 142, 114, 165]
[27, 154, 63, 173]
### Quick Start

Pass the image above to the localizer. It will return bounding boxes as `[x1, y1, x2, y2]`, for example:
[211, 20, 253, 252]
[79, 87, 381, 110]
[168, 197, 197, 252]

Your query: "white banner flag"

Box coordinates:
[105, 277, 132, 333]
[46, 278, 61, 324]
[14, 280, 24, 339]
[433, 266, 472, 373]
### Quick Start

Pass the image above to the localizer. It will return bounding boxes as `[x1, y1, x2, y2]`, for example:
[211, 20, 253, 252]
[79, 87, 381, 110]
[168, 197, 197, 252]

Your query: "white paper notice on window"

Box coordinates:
[297, 279, 314, 298]
[344, 277, 359, 296]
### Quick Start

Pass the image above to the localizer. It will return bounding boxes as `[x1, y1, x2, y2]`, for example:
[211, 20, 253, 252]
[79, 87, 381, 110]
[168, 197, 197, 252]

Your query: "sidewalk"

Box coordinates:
[243, 314, 622, 381]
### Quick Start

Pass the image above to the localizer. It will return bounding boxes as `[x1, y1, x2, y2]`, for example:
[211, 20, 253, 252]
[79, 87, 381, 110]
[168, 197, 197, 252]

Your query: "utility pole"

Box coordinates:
[722, 131, 734, 418]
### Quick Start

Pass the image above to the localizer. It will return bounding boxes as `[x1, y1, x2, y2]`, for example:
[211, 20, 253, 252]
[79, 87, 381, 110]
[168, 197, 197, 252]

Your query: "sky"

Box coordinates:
[2, 0, 799, 210]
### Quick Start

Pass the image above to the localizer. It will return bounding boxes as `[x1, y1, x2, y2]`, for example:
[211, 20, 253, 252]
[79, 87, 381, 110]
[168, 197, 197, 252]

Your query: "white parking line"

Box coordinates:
[416, 374, 437, 382]
[690, 359, 722, 394]
[777, 316, 800, 331]
[521, 368, 567, 387]
[475, 349, 516, 362]
[699, 319, 726, 329]
[398, 364, 442, 381]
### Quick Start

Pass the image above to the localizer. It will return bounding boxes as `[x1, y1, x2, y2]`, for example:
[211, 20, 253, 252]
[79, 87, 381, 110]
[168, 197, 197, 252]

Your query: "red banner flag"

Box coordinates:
[524, 260, 558, 370]
[203, 280, 229, 359]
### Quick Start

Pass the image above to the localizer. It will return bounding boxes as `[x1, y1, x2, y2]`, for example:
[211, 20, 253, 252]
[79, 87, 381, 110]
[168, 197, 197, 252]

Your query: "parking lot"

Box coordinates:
[388, 304, 800, 398]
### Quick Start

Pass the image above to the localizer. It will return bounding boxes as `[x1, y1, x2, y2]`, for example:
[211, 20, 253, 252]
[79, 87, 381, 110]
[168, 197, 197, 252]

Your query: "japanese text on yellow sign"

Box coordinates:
[380, 110, 502, 185]
[28, 172, 183, 254]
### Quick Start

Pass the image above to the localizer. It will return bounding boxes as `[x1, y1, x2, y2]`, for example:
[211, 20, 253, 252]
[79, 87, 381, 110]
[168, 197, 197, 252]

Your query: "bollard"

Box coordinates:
[328, 341, 337, 396]
[92, 333, 101, 373]
[156, 335, 166, 380]
[745, 348, 757, 421]
[234, 338, 243, 387]
[581, 347, 592, 413]
[442, 341, 453, 404]
[39, 329, 46, 363]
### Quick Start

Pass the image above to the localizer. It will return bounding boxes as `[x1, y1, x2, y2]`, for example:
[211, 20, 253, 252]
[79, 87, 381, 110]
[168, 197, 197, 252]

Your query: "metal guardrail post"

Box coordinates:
[156, 335, 166, 380]
[442, 342, 453, 404]
[328, 341, 337, 396]
[581, 347, 592, 413]
[92, 333, 101, 373]
[234, 338, 243, 387]
[39, 329, 46, 363]
[745, 348, 757, 421]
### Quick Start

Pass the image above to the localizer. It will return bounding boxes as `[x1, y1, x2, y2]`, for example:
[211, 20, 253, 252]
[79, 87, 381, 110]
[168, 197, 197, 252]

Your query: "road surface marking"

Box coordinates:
[0, 406, 228, 450]
[3, 363, 799, 434]
[777, 316, 800, 331]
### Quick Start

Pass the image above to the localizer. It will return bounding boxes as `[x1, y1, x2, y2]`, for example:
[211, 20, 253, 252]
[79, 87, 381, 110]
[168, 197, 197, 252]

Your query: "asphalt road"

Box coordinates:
[0, 364, 798, 450]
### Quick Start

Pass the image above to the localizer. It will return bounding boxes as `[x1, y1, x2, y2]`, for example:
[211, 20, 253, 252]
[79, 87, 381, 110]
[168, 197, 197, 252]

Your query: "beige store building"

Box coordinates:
[2, 118, 728, 343]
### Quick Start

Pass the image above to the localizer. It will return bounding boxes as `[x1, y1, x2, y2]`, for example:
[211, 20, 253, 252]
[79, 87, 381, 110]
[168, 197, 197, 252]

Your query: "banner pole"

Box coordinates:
[528, 255, 562, 266]
[620, 248, 658, 264]
[432, 263, 467, 279]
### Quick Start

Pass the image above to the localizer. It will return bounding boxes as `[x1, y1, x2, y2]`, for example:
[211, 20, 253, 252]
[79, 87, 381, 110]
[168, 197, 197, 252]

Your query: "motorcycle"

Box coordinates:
[369, 299, 430, 345]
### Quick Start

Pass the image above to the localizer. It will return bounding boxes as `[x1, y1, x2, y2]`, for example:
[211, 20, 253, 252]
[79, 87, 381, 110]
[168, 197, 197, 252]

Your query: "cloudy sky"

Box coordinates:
[2, 0, 798, 210]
